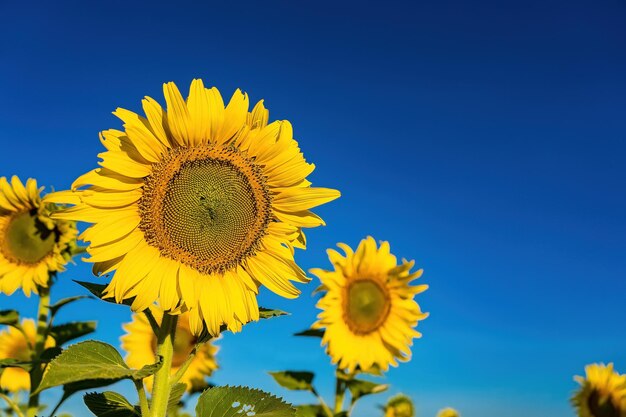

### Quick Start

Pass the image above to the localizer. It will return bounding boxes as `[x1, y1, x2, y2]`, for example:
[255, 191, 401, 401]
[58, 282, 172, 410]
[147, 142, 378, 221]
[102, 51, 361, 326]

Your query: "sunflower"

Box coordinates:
[0, 319, 55, 392]
[311, 237, 428, 373]
[383, 394, 414, 417]
[47, 80, 339, 335]
[0, 176, 77, 296]
[121, 309, 218, 392]
[437, 408, 460, 417]
[572, 363, 626, 417]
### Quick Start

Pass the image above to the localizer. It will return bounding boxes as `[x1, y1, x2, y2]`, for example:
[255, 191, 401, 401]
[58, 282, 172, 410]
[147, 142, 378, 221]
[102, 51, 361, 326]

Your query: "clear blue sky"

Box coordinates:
[1, 1, 625, 416]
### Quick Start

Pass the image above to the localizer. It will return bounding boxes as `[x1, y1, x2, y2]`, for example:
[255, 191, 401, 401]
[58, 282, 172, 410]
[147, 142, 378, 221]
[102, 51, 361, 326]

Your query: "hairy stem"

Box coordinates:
[311, 387, 333, 417]
[149, 313, 178, 417]
[135, 379, 150, 416]
[27, 286, 51, 417]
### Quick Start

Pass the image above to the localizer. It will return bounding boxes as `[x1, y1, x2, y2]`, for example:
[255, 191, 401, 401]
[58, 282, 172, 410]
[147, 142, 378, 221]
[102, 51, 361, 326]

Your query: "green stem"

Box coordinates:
[311, 387, 333, 417]
[333, 376, 346, 415]
[149, 313, 178, 417]
[0, 392, 25, 417]
[135, 379, 150, 417]
[170, 347, 196, 386]
[27, 286, 51, 417]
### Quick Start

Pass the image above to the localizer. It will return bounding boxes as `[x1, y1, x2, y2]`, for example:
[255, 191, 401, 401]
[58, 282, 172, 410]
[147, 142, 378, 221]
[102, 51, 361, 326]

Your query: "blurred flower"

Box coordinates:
[572, 363, 626, 417]
[0, 176, 77, 296]
[0, 319, 55, 392]
[312, 237, 428, 373]
[121, 309, 218, 392]
[383, 394, 415, 417]
[437, 407, 460, 417]
[48, 80, 339, 335]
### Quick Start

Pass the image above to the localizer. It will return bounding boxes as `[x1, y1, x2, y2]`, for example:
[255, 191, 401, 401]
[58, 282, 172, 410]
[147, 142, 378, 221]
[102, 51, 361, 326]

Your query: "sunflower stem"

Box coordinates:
[170, 346, 196, 387]
[135, 379, 151, 416]
[0, 392, 25, 417]
[149, 313, 178, 417]
[311, 387, 333, 417]
[26, 286, 51, 417]
[333, 371, 346, 415]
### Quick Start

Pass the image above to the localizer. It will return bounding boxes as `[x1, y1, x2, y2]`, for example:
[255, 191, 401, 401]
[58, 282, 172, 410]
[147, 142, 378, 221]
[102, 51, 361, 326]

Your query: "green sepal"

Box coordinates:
[196, 385, 296, 417]
[293, 328, 324, 338]
[269, 371, 315, 391]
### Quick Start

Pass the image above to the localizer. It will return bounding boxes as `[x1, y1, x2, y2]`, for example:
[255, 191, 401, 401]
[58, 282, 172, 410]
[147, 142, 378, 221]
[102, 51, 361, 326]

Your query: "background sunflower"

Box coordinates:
[312, 237, 428, 373]
[122, 309, 219, 392]
[0, 176, 77, 296]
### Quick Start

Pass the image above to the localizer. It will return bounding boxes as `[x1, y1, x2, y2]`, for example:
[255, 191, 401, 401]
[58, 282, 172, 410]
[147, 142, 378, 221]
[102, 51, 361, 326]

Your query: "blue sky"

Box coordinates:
[1, 0, 625, 416]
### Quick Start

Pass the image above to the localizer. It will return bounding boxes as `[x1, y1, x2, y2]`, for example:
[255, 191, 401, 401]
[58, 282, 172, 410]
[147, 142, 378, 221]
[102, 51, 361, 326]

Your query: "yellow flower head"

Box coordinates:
[0, 319, 55, 392]
[48, 80, 340, 335]
[0, 176, 77, 296]
[437, 408, 460, 417]
[572, 363, 626, 417]
[312, 237, 428, 373]
[383, 394, 415, 417]
[121, 309, 218, 392]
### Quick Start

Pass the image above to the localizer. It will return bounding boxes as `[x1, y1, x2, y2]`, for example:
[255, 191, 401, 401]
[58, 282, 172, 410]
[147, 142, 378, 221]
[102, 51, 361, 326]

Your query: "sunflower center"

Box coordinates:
[1, 210, 56, 265]
[588, 390, 621, 417]
[344, 278, 391, 335]
[139, 146, 272, 275]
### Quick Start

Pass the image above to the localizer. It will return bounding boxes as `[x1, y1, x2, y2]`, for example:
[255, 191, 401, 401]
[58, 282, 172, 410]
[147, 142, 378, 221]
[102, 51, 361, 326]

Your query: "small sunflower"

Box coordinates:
[383, 394, 414, 417]
[437, 408, 460, 417]
[311, 237, 428, 373]
[572, 363, 626, 417]
[0, 319, 55, 392]
[48, 79, 339, 335]
[0, 176, 77, 296]
[121, 309, 218, 392]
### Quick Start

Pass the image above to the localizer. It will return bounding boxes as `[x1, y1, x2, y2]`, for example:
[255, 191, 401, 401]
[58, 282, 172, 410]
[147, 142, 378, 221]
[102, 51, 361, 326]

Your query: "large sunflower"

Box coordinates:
[48, 80, 339, 335]
[0, 319, 55, 392]
[121, 309, 218, 392]
[311, 237, 428, 373]
[0, 176, 77, 296]
[572, 363, 626, 417]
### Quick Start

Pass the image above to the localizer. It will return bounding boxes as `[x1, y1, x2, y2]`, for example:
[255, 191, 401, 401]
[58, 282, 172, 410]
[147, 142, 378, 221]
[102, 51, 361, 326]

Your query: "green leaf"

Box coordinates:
[74, 281, 134, 306]
[167, 382, 187, 412]
[0, 358, 31, 371]
[269, 371, 315, 391]
[293, 329, 324, 338]
[196, 385, 296, 417]
[0, 310, 19, 326]
[35, 341, 162, 393]
[295, 405, 326, 417]
[84, 391, 140, 417]
[50, 321, 97, 345]
[259, 308, 289, 319]
[50, 296, 92, 316]
[346, 379, 388, 401]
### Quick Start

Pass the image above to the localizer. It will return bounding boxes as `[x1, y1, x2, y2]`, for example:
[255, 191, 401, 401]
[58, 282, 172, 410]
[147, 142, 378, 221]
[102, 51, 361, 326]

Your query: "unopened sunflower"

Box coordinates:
[383, 394, 415, 417]
[48, 80, 339, 335]
[312, 237, 428, 373]
[0, 176, 77, 296]
[572, 363, 626, 417]
[0, 319, 55, 392]
[122, 309, 218, 391]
